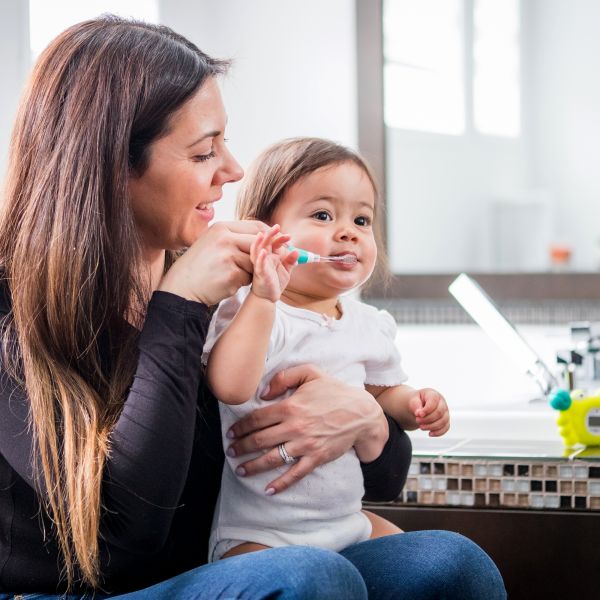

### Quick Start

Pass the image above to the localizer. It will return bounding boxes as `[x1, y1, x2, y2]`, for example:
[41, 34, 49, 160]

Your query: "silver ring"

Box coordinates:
[278, 443, 298, 465]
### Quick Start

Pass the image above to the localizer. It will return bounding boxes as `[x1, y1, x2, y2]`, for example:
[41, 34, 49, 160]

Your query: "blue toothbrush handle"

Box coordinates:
[288, 245, 318, 264]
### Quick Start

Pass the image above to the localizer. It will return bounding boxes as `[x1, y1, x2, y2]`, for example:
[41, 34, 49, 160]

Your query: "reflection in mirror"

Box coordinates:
[383, 0, 600, 273]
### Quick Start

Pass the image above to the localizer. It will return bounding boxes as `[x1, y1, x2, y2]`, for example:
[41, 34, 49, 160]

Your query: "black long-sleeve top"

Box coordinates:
[0, 281, 411, 593]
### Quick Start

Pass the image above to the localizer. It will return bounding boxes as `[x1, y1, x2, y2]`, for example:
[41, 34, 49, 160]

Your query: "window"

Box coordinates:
[383, 0, 464, 135]
[29, 0, 159, 60]
[473, 0, 520, 137]
[383, 0, 520, 138]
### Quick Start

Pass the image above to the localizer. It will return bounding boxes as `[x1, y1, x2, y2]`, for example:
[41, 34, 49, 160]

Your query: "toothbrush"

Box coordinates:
[287, 245, 357, 265]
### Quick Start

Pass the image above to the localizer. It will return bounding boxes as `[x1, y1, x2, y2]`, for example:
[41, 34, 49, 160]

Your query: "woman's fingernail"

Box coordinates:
[265, 487, 276, 496]
[260, 385, 270, 398]
[236, 466, 246, 476]
[226, 429, 236, 439]
[226, 447, 236, 457]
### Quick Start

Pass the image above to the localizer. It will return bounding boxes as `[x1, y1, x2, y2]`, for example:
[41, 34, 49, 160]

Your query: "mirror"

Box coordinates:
[359, 0, 600, 277]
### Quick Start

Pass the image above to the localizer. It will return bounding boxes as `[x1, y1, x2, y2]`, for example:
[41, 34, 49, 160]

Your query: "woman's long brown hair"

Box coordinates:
[0, 16, 227, 588]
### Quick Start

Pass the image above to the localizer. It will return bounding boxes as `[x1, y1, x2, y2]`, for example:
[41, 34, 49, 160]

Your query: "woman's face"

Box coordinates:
[129, 77, 243, 252]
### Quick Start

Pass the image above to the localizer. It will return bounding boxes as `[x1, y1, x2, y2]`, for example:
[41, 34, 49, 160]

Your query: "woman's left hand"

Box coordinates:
[225, 364, 390, 495]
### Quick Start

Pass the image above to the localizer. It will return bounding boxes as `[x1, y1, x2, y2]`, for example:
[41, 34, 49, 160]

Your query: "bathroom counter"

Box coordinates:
[397, 436, 600, 511]
[365, 437, 600, 599]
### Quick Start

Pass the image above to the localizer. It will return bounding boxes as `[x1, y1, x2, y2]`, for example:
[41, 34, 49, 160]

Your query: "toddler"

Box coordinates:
[202, 137, 450, 562]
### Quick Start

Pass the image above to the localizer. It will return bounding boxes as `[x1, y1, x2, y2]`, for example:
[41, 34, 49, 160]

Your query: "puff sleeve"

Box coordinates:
[363, 308, 408, 387]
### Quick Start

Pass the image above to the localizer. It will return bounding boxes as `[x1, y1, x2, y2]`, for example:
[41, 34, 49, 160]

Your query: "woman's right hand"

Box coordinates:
[158, 220, 269, 305]
[225, 364, 390, 495]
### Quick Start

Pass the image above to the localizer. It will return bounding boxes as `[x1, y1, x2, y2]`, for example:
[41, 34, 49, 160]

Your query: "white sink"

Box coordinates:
[395, 324, 568, 442]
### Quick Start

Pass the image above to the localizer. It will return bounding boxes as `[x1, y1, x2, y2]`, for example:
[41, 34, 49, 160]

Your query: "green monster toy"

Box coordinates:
[549, 388, 600, 447]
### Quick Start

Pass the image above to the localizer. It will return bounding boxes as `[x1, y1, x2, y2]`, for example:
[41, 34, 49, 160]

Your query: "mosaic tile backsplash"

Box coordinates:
[394, 438, 600, 511]
[366, 299, 600, 325]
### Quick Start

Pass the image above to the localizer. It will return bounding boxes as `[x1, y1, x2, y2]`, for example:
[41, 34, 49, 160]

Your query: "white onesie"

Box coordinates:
[202, 286, 407, 561]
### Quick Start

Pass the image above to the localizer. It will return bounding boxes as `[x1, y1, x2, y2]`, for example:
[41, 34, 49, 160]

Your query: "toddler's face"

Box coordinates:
[270, 161, 377, 298]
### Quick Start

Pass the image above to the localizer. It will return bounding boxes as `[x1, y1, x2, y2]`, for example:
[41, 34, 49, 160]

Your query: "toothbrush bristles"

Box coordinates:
[326, 254, 357, 264]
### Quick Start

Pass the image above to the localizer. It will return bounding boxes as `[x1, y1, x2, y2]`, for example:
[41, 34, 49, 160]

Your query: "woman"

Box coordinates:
[0, 16, 506, 598]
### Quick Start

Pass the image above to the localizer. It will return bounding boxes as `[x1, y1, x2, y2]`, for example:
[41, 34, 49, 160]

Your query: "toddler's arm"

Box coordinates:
[207, 225, 297, 405]
[366, 384, 450, 437]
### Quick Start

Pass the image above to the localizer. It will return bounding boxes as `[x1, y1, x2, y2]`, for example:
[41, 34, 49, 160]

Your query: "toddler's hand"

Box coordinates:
[408, 388, 450, 437]
[250, 224, 298, 302]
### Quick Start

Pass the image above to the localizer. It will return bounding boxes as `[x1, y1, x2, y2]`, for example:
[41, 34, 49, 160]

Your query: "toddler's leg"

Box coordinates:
[221, 541, 271, 558]
[363, 509, 403, 538]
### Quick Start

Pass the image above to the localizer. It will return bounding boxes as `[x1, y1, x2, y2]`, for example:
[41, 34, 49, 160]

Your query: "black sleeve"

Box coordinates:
[0, 291, 212, 555]
[360, 414, 412, 502]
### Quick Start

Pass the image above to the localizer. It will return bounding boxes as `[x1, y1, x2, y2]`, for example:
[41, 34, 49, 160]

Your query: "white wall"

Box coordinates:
[159, 0, 358, 221]
[0, 0, 29, 179]
[0, 0, 357, 220]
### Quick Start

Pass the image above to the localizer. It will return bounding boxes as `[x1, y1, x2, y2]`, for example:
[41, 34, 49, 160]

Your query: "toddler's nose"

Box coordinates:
[336, 226, 358, 242]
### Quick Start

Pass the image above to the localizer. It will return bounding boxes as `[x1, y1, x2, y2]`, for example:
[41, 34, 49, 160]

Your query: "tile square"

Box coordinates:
[530, 494, 544, 508]
[489, 479, 501, 492]
[531, 464, 544, 477]
[474, 478, 487, 491]
[543, 495, 560, 509]
[488, 493, 500, 507]
[461, 464, 474, 477]
[517, 494, 529, 506]
[433, 462, 446, 475]
[560, 481, 573, 494]
[560, 495, 572, 508]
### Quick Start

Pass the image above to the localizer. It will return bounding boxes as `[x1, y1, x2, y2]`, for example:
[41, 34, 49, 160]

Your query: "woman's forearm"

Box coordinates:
[101, 291, 211, 551]
[361, 415, 412, 502]
[353, 404, 390, 463]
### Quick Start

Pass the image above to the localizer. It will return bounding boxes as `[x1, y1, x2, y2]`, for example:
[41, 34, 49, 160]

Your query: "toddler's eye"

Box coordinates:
[312, 211, 332, 222]
[355, 215, 372, 226]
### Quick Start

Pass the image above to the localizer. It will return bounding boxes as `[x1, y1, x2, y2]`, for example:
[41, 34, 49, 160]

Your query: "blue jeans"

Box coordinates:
[1, 531, 506, 599]
[340, 530, 506, 600]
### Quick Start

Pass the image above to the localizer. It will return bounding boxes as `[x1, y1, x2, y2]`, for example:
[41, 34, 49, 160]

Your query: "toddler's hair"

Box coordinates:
[236, 137, 389, 286]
